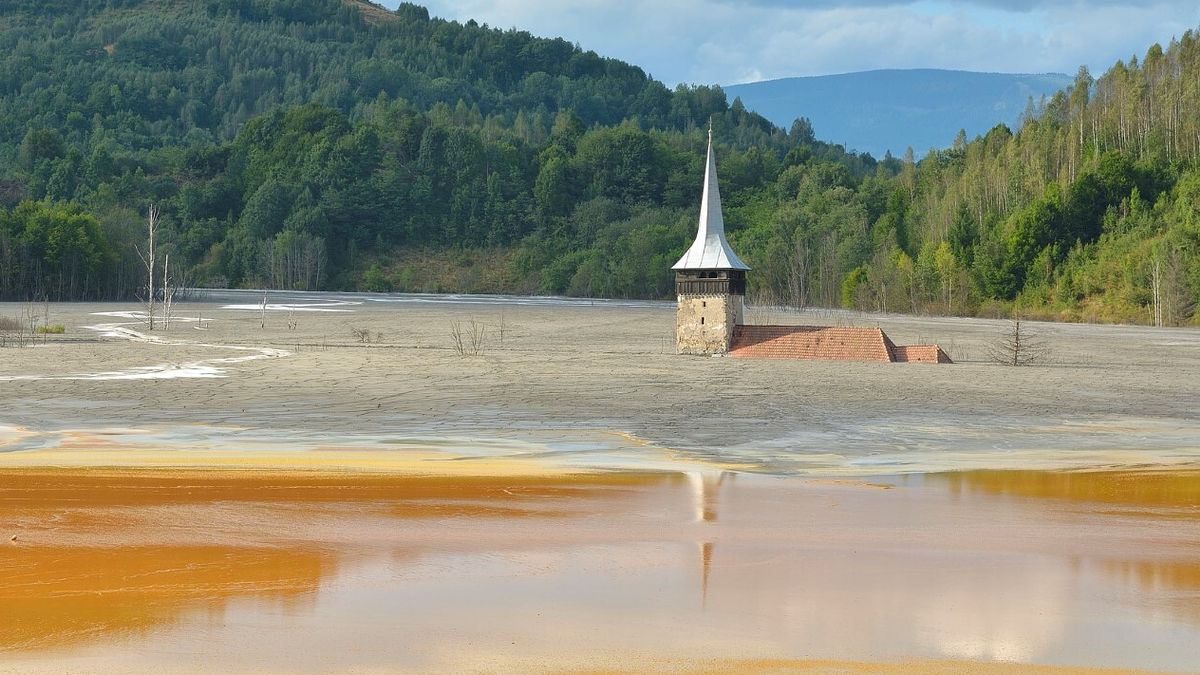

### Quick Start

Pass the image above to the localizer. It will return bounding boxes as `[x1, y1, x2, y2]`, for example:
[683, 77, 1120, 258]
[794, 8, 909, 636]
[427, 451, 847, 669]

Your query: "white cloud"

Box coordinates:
[383, 0, 1200, 85]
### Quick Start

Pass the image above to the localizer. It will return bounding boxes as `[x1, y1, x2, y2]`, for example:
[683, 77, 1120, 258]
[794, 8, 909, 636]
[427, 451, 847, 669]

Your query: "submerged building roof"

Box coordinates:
[672, 129, 751, 272]
[729, 325, 952, 364]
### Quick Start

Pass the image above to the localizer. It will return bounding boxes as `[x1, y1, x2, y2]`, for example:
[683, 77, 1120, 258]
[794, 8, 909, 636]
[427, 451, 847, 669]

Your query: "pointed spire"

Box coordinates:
[671, 126, 751, 271]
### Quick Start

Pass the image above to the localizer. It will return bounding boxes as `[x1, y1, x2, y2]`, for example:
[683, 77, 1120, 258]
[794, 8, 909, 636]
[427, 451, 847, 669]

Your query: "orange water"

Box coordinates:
[1, 469, 1197, 673]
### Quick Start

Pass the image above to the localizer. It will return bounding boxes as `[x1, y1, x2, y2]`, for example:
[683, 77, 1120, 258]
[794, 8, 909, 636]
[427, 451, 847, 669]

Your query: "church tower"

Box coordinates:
[672, 128, 750, 355]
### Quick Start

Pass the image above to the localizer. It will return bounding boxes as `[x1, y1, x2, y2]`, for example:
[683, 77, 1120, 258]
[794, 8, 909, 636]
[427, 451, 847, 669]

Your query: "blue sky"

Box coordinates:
[379, 0, 1199, 86]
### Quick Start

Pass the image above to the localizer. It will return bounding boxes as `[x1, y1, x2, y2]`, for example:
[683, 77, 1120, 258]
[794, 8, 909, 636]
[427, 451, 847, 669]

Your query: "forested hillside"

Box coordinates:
[0, 0, 869, 300]
[0, 0, 1197, 326]
[834, 47, 1200, 325]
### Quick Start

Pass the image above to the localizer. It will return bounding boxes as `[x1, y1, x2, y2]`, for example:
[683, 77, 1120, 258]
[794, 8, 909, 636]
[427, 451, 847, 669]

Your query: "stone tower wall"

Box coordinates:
[676, 293, 743, 355]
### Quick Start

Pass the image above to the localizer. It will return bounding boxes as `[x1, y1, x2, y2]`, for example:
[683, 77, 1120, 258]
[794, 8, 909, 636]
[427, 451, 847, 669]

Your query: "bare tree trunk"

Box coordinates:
[1152, 257, 1162, 327]
[136, 205, 159, 331]
[990, 319, 1049, 366]
[1011, 320, 1021, 366]
[162, 252, 173, 331]
[945, 272, 954, 313]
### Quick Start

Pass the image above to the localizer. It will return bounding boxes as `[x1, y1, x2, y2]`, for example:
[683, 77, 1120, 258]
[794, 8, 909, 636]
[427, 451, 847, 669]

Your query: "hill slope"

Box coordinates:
[726, 69, 1072, 157]
[0, 2, 1197, 326]
[0, 0, 868, 300]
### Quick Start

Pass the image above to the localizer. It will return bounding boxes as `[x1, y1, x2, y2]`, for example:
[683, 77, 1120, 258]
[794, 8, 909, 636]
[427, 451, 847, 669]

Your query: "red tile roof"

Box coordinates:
[891, 344, 953, 364]
[729, 325, 951, 364]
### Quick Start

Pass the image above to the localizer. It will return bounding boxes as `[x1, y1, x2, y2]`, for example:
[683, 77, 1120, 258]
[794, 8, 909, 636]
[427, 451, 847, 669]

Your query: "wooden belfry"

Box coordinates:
[672, 127, 750, 355]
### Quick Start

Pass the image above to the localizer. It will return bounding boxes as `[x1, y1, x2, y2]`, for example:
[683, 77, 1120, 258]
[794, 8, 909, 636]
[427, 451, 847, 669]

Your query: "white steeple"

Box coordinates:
[671, 126, 750, 271]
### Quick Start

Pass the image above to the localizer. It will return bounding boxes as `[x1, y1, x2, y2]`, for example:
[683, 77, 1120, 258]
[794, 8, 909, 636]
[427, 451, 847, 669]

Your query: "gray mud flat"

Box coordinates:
[2, 293, 1199, 474]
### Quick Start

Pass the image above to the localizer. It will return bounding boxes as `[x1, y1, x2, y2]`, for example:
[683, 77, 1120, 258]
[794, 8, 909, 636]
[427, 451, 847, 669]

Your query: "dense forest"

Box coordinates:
[0, 0, 1197, 326]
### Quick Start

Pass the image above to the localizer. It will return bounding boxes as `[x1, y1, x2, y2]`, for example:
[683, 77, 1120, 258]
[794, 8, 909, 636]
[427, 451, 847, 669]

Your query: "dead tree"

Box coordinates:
[449, 320, 467, 356]
[989, 319, 1049, 366]
[161, 252, 176, 331]
[468, 319, 486, 355]
[1151, 256, 1163, 327]
[449, 319, 486, 356]
[136, 204, 159, 330]
[350, 326, 381, 343]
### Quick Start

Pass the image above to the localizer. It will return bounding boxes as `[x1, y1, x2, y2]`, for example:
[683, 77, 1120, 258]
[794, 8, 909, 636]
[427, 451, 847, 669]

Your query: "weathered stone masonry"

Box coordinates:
[676, 292, 743, 355]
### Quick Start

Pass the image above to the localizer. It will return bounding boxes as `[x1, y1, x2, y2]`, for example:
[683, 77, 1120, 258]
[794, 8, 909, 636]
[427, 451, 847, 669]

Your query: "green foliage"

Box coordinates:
[0, 201, 114, 299]
[1, 1, 1198, 324]
[362, 263, 392, 293]
[833, 31, 1200, 323]
[0, 0, 874, 300]
[841, 267, 867, 309]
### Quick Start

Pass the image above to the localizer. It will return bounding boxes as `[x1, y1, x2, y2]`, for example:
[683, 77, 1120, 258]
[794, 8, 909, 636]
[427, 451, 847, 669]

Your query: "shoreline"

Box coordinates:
[3, 452, 1200, 480]
[6, 421, 1200, 477]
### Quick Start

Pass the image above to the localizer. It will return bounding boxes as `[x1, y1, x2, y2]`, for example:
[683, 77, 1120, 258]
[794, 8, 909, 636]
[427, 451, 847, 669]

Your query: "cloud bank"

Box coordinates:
[383, 0, 1199, 86]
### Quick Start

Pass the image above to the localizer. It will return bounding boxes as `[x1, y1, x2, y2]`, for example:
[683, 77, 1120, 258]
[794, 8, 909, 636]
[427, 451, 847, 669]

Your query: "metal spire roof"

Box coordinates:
[672, 128, 751, 271]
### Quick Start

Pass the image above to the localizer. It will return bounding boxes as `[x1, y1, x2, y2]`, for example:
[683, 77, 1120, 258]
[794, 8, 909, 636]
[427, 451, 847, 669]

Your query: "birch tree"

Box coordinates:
[162, 252, 175, 331]
[136, 204, 159, 330]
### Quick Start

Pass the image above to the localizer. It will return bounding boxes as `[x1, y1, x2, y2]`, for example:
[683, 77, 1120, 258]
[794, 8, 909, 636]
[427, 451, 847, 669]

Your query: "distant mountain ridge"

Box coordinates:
[726, 69, 1073, 158]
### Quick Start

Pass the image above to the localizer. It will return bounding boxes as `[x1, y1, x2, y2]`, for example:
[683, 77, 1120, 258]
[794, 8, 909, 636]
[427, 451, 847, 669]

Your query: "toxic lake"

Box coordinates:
[1, 292, 1199, 673]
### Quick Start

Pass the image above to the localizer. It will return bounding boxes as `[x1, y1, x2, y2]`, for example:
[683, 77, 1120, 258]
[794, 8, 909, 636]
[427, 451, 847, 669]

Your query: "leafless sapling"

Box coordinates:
[449, 318, 486, 356]
[161, 252, 176, 331]
[135, 204, 159, 330]
[989, 318, 1049, 366]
